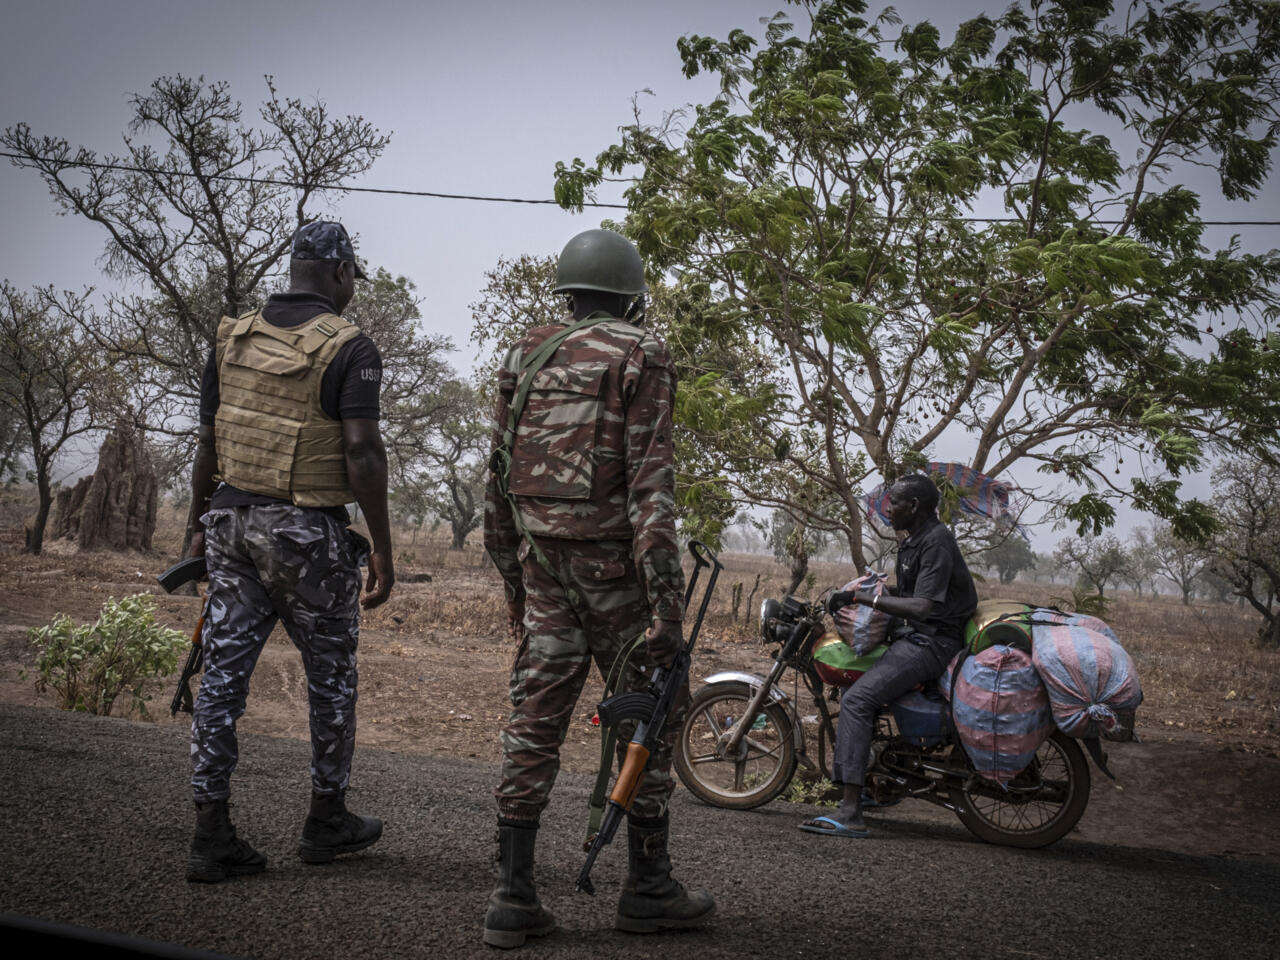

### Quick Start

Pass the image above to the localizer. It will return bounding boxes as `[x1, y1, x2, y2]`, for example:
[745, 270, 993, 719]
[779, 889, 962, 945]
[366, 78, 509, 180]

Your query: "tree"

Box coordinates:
[468, 254, 566, 381]
[982, 533, 1036, 585]
[416, 380, 490, 551]
[1147, 520, 1207, 605]
[1206, 458, 1280, 646]
[1120, 526, 1159, 598]
[555, 0, 1280, 568]
[0, 283, 108, 553]
[1054, 533, 1128, 598]
[3, 74, 390, 462]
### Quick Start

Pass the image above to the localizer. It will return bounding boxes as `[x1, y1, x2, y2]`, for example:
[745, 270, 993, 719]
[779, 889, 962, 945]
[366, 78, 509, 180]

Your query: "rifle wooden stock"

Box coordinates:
[609, 743, 651, 809]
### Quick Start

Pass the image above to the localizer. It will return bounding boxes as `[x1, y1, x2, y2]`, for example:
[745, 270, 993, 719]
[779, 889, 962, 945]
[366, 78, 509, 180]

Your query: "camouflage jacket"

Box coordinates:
[484, 317, 685, 622]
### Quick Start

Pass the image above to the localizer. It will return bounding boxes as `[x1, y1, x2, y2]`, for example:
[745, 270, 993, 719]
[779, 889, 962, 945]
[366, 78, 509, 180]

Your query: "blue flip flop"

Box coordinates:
[799, 815, 869, 839]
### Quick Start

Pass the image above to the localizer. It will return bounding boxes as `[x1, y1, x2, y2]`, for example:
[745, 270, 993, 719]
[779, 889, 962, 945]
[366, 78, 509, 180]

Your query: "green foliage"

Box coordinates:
[556, 0, 1280, 566]
[783, 775, 838, 808]
[28, 594, 187, 717]
[981, 534, 1036, 584]
[1047, 589, 1112, 619]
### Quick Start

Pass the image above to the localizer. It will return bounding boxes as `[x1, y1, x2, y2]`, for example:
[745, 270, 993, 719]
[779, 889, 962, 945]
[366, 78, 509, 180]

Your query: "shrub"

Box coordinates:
[28, 594, 187, 717]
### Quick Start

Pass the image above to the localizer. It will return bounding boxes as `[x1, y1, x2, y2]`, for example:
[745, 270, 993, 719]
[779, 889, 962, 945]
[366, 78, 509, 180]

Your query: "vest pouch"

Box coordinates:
[508, 361, 608, 501]
[222, 334, 311, 378]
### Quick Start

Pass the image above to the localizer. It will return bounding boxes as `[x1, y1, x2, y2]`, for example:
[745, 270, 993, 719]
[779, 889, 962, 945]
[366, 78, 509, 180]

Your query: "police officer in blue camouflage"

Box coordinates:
[185, 220, 395, 882]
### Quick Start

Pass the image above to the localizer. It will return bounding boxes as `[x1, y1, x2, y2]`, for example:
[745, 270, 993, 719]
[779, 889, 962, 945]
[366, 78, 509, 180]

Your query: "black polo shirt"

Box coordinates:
[198, 292, 382, 515]
[894, 516, 978, 644]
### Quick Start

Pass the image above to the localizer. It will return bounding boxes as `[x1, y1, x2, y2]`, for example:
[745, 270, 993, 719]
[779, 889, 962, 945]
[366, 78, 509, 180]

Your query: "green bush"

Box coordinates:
[783, 775, 838, 808]
[28, 594, 187, 717]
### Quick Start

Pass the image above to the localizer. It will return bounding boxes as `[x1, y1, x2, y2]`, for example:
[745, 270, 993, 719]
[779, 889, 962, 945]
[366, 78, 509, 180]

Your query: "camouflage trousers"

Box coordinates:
[191, 504, 368, 803]
[496, 536, 687, 822]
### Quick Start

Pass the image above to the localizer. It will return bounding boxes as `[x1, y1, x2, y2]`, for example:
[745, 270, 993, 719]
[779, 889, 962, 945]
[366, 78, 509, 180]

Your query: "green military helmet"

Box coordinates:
[553, 228, 647, 296]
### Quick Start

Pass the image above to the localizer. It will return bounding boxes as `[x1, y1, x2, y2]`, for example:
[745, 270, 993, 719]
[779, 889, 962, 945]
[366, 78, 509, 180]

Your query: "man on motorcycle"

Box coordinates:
[801, 473, 978, 838]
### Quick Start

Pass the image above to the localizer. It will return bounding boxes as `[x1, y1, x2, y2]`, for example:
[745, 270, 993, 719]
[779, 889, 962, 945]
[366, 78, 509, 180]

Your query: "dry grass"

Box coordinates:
[2, 489, 1276, 752]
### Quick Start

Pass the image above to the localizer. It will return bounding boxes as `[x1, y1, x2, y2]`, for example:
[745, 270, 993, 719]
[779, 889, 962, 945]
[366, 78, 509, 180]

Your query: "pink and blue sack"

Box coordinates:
[833, 572, 892, 655]
[943, 644, 1055, 784]
[1028, 610, 1142, 742]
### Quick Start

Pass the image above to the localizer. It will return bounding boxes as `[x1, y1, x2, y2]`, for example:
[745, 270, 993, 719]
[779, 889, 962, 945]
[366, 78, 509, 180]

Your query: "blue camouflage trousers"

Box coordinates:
[191, 503, 368, 803]
[496, 537, 687, 822]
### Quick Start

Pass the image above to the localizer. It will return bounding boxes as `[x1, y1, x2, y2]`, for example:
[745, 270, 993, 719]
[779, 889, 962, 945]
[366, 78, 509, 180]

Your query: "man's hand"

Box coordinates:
[645, 618, 684, 666]
[855, 586, 877, 606]
[827, 590, 857, 614]
[506, 597, 524, 641]
[361, 550, 394, 609]
[188, 530, 207, 563]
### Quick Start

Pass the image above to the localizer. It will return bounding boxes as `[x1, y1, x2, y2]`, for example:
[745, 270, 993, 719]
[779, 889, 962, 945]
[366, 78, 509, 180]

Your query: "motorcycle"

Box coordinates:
[674, 594, 1091, 849]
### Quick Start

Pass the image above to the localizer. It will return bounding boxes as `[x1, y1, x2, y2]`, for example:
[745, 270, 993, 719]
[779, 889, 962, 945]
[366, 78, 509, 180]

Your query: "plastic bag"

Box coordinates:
[832, 572, 892, 655]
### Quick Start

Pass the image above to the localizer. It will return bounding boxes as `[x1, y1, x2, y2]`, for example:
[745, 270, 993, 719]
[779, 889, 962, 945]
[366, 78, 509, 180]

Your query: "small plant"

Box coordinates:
[1048, 588, 1112, 618]
[783, 775, 839, 808]
[28, 594, 187, 717]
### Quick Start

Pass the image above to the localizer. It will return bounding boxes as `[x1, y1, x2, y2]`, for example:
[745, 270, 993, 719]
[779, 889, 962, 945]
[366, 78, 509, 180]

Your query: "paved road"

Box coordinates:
[1, 703, 1276, 959]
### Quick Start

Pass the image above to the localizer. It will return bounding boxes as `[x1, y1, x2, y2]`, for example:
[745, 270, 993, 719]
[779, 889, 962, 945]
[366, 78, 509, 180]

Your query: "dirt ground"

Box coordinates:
[1, 515, 1278, 864]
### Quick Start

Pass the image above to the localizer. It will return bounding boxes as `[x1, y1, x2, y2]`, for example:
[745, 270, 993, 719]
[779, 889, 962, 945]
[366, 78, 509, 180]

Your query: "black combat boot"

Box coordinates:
[186, 799, 267, 883]
[616, 813, 716, 933]
[482, 819, 556, 949]
[298, 790, 383, 864]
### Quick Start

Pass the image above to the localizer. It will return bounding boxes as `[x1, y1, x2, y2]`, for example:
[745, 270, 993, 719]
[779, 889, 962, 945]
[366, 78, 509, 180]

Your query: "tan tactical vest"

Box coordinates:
[213, 310, 360, 508]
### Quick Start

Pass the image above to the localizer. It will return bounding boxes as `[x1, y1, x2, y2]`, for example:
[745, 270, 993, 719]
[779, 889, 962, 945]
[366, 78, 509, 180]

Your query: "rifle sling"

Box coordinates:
[586, 631, 649, 841]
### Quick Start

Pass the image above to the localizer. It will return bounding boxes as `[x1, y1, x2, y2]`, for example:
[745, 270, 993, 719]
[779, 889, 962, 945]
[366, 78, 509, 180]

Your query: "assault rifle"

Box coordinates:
[576, 540, 722, 895]
[156, 556, 208, 716]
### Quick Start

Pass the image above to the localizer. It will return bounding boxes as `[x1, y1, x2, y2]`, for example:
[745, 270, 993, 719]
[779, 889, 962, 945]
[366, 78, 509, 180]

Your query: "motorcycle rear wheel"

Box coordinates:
[954, 730, 1091, 849]
[675, 681, 798, 810]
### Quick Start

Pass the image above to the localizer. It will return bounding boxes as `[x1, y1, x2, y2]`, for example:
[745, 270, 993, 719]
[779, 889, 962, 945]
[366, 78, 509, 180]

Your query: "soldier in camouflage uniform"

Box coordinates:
[481, 228, 715, 948]
[185, 221, 395, 883]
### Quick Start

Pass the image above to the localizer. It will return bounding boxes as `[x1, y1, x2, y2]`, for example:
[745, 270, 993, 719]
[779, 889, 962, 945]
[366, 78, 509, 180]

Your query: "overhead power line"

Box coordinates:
[3, 150, 1279, 225]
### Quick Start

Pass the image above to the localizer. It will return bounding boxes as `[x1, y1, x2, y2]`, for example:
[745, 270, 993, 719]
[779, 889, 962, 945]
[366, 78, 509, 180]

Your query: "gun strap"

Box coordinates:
[492, 312, 610, 609]
[586, 631, 649, 841]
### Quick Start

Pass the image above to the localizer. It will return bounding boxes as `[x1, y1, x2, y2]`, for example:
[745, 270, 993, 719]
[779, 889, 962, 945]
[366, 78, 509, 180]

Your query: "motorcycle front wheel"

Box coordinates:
[674, 681, 798, 810]
[954, 729, 1091, 849]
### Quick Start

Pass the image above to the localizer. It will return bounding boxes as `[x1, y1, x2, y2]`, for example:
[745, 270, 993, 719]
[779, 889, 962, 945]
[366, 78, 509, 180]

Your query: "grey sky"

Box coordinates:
[3, 0, 1277, 547]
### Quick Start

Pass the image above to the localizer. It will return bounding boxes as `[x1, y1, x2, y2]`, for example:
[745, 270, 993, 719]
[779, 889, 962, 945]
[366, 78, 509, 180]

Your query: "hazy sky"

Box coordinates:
[4, 0, 1277, 544]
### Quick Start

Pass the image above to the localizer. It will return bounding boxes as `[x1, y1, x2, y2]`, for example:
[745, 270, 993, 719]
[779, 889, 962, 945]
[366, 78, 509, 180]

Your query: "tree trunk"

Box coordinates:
[1262, 616, 1280, 649]
[24, 463, 52, 554]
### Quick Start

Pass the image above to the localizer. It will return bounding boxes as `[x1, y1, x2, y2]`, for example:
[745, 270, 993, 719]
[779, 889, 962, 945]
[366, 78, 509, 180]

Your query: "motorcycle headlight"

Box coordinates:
[759, 597, 782, 644]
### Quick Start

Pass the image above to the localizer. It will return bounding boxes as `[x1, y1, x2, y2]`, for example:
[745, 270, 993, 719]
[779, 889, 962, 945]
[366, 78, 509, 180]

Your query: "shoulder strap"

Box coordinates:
[490, 313, 611, 611]
[502, 312, 609, 451]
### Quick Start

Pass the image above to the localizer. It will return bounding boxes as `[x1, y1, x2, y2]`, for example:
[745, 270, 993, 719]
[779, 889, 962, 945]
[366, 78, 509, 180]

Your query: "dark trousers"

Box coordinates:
[832, 636, 956, 787]
[191, 504, 367, 803]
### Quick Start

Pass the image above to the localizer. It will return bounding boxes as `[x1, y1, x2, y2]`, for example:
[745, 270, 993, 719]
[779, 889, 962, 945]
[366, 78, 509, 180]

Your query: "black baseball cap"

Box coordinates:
[291, 221, 369, 280]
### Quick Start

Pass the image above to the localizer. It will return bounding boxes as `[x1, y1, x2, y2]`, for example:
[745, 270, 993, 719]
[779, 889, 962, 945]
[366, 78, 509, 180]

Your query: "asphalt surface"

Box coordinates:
[1, 702, 1277, 960]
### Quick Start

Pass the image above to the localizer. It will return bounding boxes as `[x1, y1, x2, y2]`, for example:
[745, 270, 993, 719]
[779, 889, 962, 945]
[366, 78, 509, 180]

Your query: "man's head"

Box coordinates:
[289, 221, 368, 312]
[888, 473, 940, 531]
[553, 228, 646, 320]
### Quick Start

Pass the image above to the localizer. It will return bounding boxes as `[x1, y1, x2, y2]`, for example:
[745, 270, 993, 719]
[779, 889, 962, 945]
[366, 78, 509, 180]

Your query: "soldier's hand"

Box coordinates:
[506, 598, 524, 642]
[362, 551, 394, 609]
[645, 618, 684, 666]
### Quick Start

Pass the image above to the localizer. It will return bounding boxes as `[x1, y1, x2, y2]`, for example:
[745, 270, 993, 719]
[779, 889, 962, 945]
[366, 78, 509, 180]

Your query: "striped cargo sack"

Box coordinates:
[1028, 609, 1142, 742]
[833, 572, 892, 655]
[942, 644, 1054, 784]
